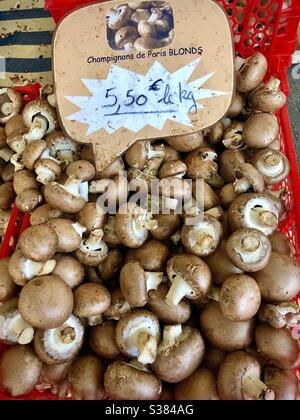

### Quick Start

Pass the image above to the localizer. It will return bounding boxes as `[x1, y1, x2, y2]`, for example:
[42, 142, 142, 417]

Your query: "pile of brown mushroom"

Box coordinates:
[0, 52, 300, 400]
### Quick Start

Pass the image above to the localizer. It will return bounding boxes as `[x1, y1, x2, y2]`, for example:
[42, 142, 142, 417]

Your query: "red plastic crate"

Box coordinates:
[0, 0, 300, 400]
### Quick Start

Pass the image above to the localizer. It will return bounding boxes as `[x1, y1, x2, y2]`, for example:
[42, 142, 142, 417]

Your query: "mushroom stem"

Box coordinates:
[251, 208, 278, 228]
[136, 211, 158, 231]
[88, 314, 103, 326]
[1, 102, 14, 116]
[89, 179, 111, 194]
[4, 313, 34, 345]
[223, 135, 244, 150]
[60, 326, 76, 344]
[161, 325, 182, 349]
[47, 94, 56, 108]
[81, 229, 105, 251]
[145, 272, 163, 292]
[170, 230, 181, 245]
[260, 154, 284, 176]
[273, 302, 298, 316]
[147, 143, 165, 160]
[0, 147, 14, 162]
[35, 165, 56, 185]
[236, 235, 263, 263]
[11, 153, 24, 172]
[209, 286, 221, 302]
[194, 232, 215, 255]
[57, 149, 75, 165]
[23, 259, 56, 279]
[72, 222, 87, 237]
[25, 115, 48, 142]
[61, 177, 86, 199]
[242, 374, 275, 400]
[136, 331, 158, 365]
[234, 177, 252, 194]
[165, 276, 194, 307]
[265, 77, 281, 91]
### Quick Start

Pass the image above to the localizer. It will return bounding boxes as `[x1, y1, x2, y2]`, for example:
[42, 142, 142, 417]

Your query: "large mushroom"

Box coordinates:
[174, 368, 219, 400]
[18, 224, 58, 262]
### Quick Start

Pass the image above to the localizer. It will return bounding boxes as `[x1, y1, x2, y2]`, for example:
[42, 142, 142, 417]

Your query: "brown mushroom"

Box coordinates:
[152, 325, 205, 383]
[30, 204, 62, 226]
[184, 147, 223, 187]
[264, 368, 299, 400]
[18, 275, 73, 329]
[175, 368, 219, 400]
[36, 362, 72, 398]
[244, 113, 279, 149]
[233, 163, 265, 194]
[0, 258, 17, 302]
[46, 130, 80, 165]
[47, 218, 85, 253]
[52, 254, 84, 289]
[103, 289, 131, 322]
[0, 298, 34, 345]
[125, 239, 170, 272]
[269, 231, 295, 256]
[249, 77, 287, 113]
[13, 169, 39, 195]
[222, 122, 245, 150]
[203, 345, 226, 373]
[227, 92, 244, 118]
[19, 225, 58, 262]
[251, 148, 290, 186]
[220, 184, 238, 209]
[258, 302, 299, 329]
[165, 132, 204, 153]
[66, 160, 96, 181]
[89, 321, 120, 360]
[75, 229, 109, 266]
[15, 188, 42, 213]
[125, 140, 164, 170]
[0, 88, 23, 124]
[219, 149, 246, 184]
[76, 202, 106, 235]
[22, 99, 58, 142]
[34, 158, 61, 185]
[98, 249, 123, 282]
[236, 53, 268, 93]
[22, 140, 48, 170]
[163, 144, 181, 162]
[0, 182, 15, 210]
[1, 163, 14, 183]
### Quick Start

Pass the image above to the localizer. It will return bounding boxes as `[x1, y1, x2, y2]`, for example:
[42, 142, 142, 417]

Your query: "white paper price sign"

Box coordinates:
[53, 0, 234, 172]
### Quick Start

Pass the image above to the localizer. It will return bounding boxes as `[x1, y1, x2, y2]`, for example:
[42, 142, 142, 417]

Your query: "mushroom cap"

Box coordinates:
[98, 249, 123, 282]
[35, 158, 61, 180]
[236, 52, 268, 93]
[19, 225, 58, 262]
[66, 160, 95, 181]
[228, 193, 279, 236]
[264, 368, 299, 401]
[13, 169, 39, 195]
[167, 254, 212, 301]
[203, 345, 226, 373]
[0, 345, 42, 397]
[104, 362, 161, 400]
[219, 274, 261, 321]
[269, 231, 295, 256]
[184, 147, 218, 180]
[255, 324, 299, 369]
[0, 258, 17, 302]
[163, 144, 181, 162]
[15, 188, 42, 213]
[0, 127, 6, 149]
[181, 214, 223, 258]
[159, 160, 187, 179]
[125, 141, 149, 169]
[1, 163, 14, 183]
[205, 241, 243, 285]
[33, 315, 84, 365]
[192, 181, 220, 211]
[68, 355, 105, 400]
[0, 88, 23, 124]
[89, 321, 120, 360]
[250, 81, 287, 113]
[244, 113, 279, 149]
[53, 254, 84, 289]
[115, 203, 149, 248]
[251, 148, 290, 186]
[227, 92, 244, 118]
[77, 203, 106, 234]
[23, 140, 48, 170]
[234, 163, 265, 193]
[147, 284, 192, 325]
[252, 252, 300, 302]
[0, 182, 15, 210]
[4, 114, 25, 137]
[217, 351, 261, 400]
[120, 261, 148, 308]
[220, 184, 238, 209]
[199, 301, 255, 352]
[219, 150, 246, 184]
[160, 176, 192, 201]
[108, 4, 132, 31]
[30, 203, 62, 226]
[47, 218, 83, 253]
[97, 158, 125, 179]
[152, 327, 205, 383]
[151, 214, 181, 241]
[174, 367, 219, 400]
[125, 240, 170, 272]
[75, 232, 108, 267]
[22, 99, 58, 134]
[226, 228, 271, 272]
[73, 283, 111, 318]
[8, 250, 31, 286]
[40, 362, 72, 387]
[165, 132, 203, 152]
[44, 181, 86, 214]
[103, 288, 131, 321]
[19, 275, 73, 329]
[115, 309, 160, 358]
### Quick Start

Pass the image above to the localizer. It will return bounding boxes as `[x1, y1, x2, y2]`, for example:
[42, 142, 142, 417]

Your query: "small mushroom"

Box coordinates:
[104, 361, 161, 400]
[66, 160, 96, 182]
[175, 368, 219, 400]
[165, 254, 212, 307]
[98, 249, 123, 282]
[264, 368, 299, 401]
[203, 345, 226, 373]
[125, 140, 164, 170]
[47, 218, 85, 253]
[120, 261, 163, 308]
[1, 163, 14, 183]
[0, 345, 42, 397]
[220, 184, 238, 209]
[125, 239, 170, 272]
[89, 321, 121, 360]
[255, 324, 299, 370]
[165, 132, 203, 152]
[115, 310, 160, 364]
[30, 204, 62, 226]
[76, 202, 106, 235]
[152, 325, 205, 383]
[0, 182, 15, 210]
[222, 122, 245, 150]
[36, 362, 72, 398]
[218, 351, 274, 400]
[73, 283, 111, 326]
[219, 149, 246, 184]
[244, 113, 279, 149]
[22, 99, 58, 142]
[75, 229, 109, 266]
[233, 163, 265, 194]
[236, 52, 268, 93]
[269, 231, 295, 256]
[147, 284, 192, 325]
[199, 301, 255, 352]
[227, 92, 244, 118]
[184, 148, 223, 187]
[252, 252, 300, 302]
[19, 224, 58, 262]
[13, 169, 39, 195]
[22, 140, 48, 170]
[8, 249, 56, 286]
[258, 302, 299, 329]
[181, 214, 223, 258]
[69, 355, 105, 400]
[0, 298, 34, 345]
[251, 148, 290, 186]
[0, 258, 18, 302]
[45, 176, 88, 214]
[163, 144, 181, 162]
[0, 88, 22, 124]
[228, 193, 279, 236]
[226, 228, 271, 272]
[209, 274, 261, 321]
[15, 188, 43, 213]
[46, 131, 80, 165]
[150, 213, 181, 241]
[53, 254, 85, 289]
[249, 77, 287, 113]
[34, 158, 61, 185]
[103, 289, 131, 321]
[97, 158, 125, 179]
[34, 315, 84, 365]
[18, 275, 73, 329]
